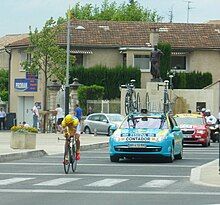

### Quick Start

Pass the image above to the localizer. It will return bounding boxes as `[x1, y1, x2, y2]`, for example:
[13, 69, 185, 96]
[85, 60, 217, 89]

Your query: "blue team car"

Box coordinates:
[109, 111, 183, 163]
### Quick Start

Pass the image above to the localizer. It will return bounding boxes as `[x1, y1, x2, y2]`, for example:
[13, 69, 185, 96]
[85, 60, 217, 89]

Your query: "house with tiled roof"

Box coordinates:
[0, 34, 28, 69]
[5, 20, 220, 125]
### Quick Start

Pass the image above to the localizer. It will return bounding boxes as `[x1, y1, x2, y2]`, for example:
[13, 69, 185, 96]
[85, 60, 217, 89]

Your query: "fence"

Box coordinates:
[87, 99, 121, 114]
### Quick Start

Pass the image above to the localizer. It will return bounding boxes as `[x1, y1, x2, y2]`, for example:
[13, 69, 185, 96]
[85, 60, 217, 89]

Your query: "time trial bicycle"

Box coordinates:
[58, 134, 77, 174]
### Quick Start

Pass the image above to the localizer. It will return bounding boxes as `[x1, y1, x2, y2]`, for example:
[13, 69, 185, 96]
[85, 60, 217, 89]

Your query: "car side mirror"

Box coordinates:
[173, 126, 180, 132]
[110, 125, 117, 133]
[103, 119, 108, 123]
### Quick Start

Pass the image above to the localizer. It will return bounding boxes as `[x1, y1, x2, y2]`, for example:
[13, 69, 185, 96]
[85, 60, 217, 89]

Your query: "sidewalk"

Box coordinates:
[0, 131, 109, 161]
[190, 159, 220, 187]
[0, 131, 219, 187]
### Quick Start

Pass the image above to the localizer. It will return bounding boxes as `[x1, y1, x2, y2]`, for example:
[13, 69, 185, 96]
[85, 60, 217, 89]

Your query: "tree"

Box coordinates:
[68, 0, 162, 22]
[22, 18, 68, 132]
[0, 69, 9, 101]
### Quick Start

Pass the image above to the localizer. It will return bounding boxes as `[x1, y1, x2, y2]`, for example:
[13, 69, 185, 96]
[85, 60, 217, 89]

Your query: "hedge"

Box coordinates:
[70, 65, 141, 99]
[172, 71, 212, 89]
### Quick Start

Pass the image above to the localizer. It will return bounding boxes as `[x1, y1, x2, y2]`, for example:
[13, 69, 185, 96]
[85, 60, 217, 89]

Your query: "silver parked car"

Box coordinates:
[83, 113, 124, 135]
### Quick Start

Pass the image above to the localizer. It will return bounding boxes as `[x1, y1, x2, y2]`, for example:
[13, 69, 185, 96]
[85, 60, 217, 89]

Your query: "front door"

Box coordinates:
[17, 96, 34, 126]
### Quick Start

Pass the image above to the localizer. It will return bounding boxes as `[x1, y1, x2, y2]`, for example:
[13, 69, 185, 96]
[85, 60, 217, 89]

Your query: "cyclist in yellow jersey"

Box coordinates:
[62, 114, 81, 163]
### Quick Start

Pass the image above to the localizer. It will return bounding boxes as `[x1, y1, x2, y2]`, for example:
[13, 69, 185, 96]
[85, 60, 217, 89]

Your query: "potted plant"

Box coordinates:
[10, 125, 38, 149]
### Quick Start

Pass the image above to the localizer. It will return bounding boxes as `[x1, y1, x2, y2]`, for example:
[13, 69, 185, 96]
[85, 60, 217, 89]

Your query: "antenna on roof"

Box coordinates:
[168, 5, 174, 23]
[185, 0, 195, 23]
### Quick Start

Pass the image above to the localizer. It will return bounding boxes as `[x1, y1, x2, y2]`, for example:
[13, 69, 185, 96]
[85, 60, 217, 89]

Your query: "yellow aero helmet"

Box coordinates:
[65, 114, 73, 124]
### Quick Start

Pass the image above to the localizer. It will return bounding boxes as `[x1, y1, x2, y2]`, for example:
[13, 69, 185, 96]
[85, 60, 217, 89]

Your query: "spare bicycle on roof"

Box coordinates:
[121, 79, 140, 115]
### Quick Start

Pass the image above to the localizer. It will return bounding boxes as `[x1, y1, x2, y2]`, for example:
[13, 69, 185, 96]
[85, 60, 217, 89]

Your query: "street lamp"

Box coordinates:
[65, 12, 85, 115]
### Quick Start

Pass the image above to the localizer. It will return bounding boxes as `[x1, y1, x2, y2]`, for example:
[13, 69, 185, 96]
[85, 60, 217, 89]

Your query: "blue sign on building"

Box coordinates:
[14, 78, 38, 92]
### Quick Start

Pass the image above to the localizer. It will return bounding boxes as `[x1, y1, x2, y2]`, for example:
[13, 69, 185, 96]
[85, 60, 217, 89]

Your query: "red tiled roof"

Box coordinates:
[7, 20, 220, 49]
[0, 34, 28, 49]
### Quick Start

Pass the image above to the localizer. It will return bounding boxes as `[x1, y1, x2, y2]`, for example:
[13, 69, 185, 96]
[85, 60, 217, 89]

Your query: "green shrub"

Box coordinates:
[158, 42, 171, 80]
[77, 85, 104, 114]
[70, 65, 141, 100]
[173, 71, 212, 89]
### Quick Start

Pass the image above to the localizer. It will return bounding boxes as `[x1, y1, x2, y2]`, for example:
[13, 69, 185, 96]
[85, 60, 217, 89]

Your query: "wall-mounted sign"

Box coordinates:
[26, 72, 38, 79]
[14, 78, 38, 92]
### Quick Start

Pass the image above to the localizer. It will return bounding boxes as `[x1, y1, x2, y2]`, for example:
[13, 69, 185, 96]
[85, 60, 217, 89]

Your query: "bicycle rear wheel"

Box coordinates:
[63, 146, 71, 174]
[135, 92, 140, 112]
[71, 144, 77, 172]
[125, 92, 130, 115]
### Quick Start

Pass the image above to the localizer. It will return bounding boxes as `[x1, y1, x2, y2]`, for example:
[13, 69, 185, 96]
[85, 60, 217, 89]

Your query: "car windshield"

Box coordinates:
[175, 117, 203, 126]
[107, 114, 124, 122]
[120, 117, 167, 129]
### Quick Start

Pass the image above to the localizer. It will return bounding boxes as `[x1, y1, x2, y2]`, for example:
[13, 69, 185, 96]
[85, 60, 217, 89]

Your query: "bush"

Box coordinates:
[173, 71, 212, 89]
[11, 125, 38, 133]
[158, 42, 171, 80]
[77, 85, 104, 115]
[70, 65, 141, 99]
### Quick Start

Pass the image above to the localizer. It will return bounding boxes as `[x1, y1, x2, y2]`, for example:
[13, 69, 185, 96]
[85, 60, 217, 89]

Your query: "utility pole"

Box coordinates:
[65, 7, 71, 115]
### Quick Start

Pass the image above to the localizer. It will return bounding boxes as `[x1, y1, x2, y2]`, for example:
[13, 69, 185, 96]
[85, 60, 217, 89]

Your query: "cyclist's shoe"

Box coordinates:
[76, 152, 80, 161]
[63, 156, 69, 165]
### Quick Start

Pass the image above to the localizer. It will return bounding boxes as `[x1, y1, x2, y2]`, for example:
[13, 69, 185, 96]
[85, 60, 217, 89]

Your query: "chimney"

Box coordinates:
[149, 27, 159, 47]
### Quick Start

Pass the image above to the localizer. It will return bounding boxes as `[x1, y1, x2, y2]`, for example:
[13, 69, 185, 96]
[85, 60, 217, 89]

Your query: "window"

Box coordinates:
[89, 115, 100, 121]
[123, 53, 127, 67]
[196, 102, 206, 112]
[171, 56, 186, 70]
[19, 51, 31, 71]
[99, 115, 107, 122]
[133, 55, 150, 71]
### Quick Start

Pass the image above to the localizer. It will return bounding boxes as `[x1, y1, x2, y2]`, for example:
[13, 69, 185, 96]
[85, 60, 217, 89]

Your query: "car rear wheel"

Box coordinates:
[175, 148, 183, 160]
[84, 126, 91, 134]
[110, 155, 119, 162]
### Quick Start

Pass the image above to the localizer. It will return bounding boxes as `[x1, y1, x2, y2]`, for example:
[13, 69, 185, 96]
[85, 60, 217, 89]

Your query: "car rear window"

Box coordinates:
[174, 117, 203, 125]
[120, 117, 167, 129]
[107, 114, 124, 122]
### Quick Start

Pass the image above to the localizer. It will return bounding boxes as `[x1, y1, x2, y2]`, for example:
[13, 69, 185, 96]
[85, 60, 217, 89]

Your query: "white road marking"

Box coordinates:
[0, 177, 34, 185]
[0, 189, 220, 195]
[0, 172, 189, 178]
[0, 162, 196, 168]
[140, 180, 177, 188]
[34, 178, 81, 186]
[46, 155, 215, 160]
[86, 178, 128, 187]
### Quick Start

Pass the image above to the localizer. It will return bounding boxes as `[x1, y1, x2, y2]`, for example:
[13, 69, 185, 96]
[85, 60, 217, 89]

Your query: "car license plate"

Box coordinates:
[128, 143, 146, 148]
[184, 135, 191, 138]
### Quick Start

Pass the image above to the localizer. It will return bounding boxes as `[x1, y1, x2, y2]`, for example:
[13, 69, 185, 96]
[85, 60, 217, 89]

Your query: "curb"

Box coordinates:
[0, 142, 109, 163]
[80, 142, 109, 151]
[190, 159, 220, 187]
[0, 150, 48, 163]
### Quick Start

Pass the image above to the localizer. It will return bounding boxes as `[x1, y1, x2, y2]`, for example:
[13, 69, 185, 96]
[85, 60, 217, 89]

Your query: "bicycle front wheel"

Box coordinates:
[63, 146, 71, 174]
[71, 144, 77, 172]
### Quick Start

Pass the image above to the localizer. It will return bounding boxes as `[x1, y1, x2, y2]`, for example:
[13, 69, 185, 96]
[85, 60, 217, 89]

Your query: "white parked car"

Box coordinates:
[83, 113, 124, 136]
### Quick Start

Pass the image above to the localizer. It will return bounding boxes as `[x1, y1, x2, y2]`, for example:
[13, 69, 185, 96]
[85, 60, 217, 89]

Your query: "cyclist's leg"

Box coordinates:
[75, 130, 81, 160]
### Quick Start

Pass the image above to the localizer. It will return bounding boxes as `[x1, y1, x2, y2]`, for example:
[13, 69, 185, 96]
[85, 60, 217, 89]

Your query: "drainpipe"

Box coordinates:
[5, 48, 11, 113]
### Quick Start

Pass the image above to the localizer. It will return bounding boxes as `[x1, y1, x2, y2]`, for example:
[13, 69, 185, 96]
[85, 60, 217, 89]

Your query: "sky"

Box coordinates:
[0, 0, 220, 38]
